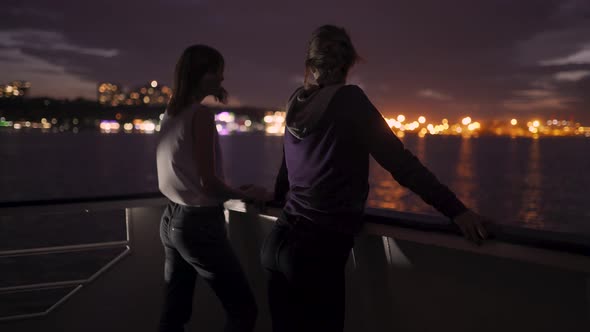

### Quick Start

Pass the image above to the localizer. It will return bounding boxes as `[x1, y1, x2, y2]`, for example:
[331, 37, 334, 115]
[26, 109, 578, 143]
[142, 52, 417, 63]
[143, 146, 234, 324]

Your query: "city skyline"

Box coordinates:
[1, 0, 590, 121]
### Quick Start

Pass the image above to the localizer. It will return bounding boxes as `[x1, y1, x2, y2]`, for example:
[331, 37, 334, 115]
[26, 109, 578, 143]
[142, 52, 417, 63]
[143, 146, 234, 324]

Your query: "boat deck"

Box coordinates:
[1, 197, 589, 331]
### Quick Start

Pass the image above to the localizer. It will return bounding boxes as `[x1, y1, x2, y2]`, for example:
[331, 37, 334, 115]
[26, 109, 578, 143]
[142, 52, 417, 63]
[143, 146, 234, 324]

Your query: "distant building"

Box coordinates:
[98, 80, 172, 107]
[97, 82, 126, 106]
[0, 81, 31, 99]
[130, 80, 172, 106]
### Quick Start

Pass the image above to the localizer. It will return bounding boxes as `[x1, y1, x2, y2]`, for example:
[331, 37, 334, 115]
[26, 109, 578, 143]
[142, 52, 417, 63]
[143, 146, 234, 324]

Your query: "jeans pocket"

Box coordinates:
[172, 216, 227, 249]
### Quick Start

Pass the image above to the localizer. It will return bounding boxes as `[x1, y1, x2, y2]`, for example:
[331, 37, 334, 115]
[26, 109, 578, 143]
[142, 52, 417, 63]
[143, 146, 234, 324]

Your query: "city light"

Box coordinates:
[274, 112, 285, 123]
[143, 121, 156, 132]
[0, 81, 30, 99]
[468, 122, 481, 131]
[100, 120, 121, 133]
[97, 81, 172, 107]
[1, 89, 589, 139]
[263, 111, 287, 135]
[217, 112, 235, 123]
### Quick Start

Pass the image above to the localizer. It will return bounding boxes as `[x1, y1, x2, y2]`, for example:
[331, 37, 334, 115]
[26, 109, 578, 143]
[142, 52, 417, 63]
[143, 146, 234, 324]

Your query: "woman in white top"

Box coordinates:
[157, 44, 264, 332]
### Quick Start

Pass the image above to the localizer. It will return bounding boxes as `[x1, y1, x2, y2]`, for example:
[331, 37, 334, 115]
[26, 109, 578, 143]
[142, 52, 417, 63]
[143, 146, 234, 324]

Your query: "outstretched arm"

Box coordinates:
[351, 86, 488, 243]
[362, 96, 466, 218]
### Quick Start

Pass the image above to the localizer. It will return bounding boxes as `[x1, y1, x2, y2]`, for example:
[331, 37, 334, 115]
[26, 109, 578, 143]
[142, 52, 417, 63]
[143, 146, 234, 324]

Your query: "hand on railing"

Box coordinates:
[453, 209, 490, 245]
[239, 184, 273, 212]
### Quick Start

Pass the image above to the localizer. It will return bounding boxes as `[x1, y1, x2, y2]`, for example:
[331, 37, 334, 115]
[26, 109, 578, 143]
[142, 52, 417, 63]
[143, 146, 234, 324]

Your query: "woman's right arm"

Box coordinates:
[349, 86, 487, 243]
[344, 86, 466, 219]
[193, 110, 249, 201]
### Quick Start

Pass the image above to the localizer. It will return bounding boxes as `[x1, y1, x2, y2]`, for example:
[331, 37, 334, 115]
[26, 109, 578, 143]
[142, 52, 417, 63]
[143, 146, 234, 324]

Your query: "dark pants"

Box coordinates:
[260, 221, 354, 332]
[159, 201, 257, 332]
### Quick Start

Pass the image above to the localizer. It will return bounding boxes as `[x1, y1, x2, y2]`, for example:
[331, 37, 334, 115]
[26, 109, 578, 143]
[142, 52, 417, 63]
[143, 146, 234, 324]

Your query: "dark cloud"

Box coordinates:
[1, 0, 590, 122]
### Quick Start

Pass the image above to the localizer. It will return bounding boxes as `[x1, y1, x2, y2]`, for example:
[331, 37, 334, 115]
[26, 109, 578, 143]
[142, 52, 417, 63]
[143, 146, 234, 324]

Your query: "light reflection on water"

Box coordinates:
[451, 137, 478, 210]
[0, 132, 588, 235]
[518, 139, 544, 229]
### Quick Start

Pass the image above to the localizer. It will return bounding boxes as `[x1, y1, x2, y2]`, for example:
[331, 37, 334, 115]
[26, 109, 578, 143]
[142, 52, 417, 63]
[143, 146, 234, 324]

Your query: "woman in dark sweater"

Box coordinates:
[261, 25, 489, 332]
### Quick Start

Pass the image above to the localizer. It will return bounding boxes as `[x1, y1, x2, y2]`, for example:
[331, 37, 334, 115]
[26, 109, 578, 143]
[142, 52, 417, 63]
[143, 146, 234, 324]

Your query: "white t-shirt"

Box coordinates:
[156, 104, 225, 206]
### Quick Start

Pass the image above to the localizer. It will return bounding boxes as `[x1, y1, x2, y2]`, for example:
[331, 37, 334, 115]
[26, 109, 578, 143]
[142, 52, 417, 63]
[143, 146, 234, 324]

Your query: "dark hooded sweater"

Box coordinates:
[273, 84, 467, 234]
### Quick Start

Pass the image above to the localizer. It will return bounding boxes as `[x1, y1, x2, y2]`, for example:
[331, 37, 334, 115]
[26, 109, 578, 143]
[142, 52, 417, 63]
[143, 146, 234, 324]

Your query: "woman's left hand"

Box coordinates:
[453, 209, 490, 245]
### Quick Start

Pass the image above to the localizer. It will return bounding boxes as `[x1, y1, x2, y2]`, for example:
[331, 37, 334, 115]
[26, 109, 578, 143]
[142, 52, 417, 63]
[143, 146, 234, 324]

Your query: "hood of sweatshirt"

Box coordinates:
[285, 84, 344, 139]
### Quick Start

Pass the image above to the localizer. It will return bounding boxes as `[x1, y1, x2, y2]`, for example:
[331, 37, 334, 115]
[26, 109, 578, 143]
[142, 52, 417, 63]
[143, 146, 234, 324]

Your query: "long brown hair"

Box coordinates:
[304, 25, 361, 89]
[167, 44, 227, 116]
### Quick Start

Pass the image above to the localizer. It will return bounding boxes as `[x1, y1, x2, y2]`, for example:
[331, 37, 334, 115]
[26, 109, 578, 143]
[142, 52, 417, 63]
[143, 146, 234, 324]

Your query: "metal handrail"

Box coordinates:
[0, 206, 133, 321]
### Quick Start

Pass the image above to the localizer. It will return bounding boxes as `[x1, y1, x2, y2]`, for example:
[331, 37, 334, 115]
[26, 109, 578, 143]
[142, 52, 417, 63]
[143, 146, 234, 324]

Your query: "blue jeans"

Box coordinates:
[260, 218, 354, 332]
[159, 201, 257, 332]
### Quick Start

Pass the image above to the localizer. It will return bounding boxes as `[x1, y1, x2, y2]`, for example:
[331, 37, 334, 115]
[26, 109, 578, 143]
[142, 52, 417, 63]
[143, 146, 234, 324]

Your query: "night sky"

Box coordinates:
[1, 0, 590, 121]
